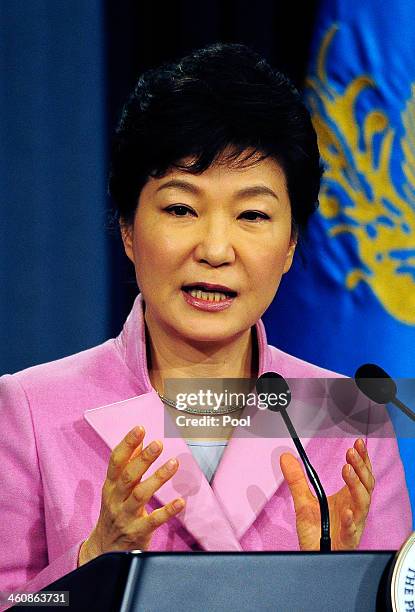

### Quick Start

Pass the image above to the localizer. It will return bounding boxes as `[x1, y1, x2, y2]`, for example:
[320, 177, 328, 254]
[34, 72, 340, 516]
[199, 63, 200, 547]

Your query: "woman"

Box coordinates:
[0, 43, 411, 600]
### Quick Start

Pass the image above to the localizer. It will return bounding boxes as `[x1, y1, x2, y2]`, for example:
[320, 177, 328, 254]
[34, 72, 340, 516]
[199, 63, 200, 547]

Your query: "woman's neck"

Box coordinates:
[145, 313, 258, 394]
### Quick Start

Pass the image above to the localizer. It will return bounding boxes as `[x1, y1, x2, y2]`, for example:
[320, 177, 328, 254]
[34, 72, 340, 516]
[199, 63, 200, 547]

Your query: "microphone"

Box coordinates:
[354, 363, 415, 422]
[256, 372, 331, 552]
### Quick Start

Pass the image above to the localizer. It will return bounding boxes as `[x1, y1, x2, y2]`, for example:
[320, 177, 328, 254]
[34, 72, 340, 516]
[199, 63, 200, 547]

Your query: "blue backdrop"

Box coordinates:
[0, 1, 108, 375]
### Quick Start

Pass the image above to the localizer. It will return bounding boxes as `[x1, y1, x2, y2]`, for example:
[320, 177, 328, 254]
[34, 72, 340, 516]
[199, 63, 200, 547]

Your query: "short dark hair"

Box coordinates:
[109, 43, 323, 235]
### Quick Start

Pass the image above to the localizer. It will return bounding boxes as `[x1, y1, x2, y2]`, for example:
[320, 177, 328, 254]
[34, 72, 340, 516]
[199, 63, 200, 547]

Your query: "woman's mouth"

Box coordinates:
[181, 286, 237, 311]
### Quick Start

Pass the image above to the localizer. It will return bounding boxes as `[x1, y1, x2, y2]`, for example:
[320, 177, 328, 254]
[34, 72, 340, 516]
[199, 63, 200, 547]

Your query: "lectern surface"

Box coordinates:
[10, 550, 394, 612]
[124, 551, 394, 612]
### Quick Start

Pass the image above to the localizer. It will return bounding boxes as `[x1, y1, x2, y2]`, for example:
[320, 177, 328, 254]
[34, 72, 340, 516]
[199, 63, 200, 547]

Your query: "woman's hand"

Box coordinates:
[78, 426, 185, 566]
[280, 438, 375, 551]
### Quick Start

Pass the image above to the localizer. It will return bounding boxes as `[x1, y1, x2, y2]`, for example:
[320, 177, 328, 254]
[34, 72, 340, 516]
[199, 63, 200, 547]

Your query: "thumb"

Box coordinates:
[280, 452, 314, 512]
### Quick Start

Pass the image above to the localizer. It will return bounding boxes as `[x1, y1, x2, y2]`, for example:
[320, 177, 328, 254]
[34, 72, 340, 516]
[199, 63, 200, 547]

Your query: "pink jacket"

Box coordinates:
[0, 294, 412, 600]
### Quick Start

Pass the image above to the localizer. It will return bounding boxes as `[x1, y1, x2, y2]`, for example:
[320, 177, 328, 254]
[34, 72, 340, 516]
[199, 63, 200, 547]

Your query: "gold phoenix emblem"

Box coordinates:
[306, 25, 415, 325]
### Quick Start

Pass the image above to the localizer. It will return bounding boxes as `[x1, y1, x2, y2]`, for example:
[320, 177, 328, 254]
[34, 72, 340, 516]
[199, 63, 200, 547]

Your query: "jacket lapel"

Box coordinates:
[211, 321, 322, 540]
[211, 425, 295, 540]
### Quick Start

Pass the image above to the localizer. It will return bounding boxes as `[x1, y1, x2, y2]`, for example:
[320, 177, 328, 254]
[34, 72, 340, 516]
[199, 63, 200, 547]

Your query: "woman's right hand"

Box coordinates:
[78, 426, 185, 566]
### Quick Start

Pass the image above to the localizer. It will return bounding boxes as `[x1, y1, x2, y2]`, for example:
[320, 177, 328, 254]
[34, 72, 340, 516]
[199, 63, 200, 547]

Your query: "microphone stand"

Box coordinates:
[391, 397, 415, 422]
[279, 407, 331, 552]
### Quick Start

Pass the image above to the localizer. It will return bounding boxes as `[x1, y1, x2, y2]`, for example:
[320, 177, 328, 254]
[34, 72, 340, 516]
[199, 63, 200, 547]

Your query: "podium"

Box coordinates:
[10, 550, 397, 612]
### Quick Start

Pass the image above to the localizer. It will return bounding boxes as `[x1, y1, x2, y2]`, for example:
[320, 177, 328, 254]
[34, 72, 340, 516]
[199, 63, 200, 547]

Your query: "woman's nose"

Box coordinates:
[193, 219, 236, 267]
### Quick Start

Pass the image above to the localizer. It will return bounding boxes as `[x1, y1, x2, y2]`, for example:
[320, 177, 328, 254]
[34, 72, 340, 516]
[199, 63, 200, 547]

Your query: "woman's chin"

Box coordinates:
[146, 300, 255, 344]
[171, 317, 250, 346]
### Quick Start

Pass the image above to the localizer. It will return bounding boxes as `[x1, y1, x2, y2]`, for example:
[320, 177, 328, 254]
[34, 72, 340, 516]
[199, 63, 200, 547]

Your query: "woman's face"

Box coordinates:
[121, 154, 296, 345]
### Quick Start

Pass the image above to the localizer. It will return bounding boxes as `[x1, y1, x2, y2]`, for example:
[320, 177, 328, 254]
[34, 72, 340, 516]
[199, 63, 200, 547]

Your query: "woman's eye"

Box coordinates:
[239, 211, 270, 222]
[165, 205, 195, 217]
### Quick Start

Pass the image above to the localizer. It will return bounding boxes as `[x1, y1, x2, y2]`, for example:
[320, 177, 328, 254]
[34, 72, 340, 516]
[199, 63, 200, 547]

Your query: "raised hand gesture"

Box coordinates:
[280, 438, 375, 551]
[79, 426, 185, 565]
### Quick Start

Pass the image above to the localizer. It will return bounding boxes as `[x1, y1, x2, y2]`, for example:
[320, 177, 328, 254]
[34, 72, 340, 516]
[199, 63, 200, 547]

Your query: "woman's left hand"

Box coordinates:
[280, 438, 375, 551]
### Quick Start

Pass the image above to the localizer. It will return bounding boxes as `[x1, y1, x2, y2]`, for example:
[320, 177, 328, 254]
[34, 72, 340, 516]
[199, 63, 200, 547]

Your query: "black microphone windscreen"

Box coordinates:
[256, 372, 291, 411]
[354, 363, 397, 404]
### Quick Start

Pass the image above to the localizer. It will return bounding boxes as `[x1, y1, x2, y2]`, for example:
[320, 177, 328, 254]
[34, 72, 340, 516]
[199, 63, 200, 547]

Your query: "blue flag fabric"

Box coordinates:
[263, 1, 415, 524]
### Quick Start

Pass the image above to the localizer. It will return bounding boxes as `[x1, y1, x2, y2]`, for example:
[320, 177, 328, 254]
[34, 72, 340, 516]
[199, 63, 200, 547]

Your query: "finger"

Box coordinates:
[129, 442, 145, 462]
[346, 446, 375, 495]
[280, 453, 314, 512]
[354, 438, 373, 473]
[133, 498, 186, 536]
[342, 463, 370, 518]
[124, 457, 180, 515]
[107, 426, 145, 482]
[114, 440, 163, 501]
[339, 507, 358, 547]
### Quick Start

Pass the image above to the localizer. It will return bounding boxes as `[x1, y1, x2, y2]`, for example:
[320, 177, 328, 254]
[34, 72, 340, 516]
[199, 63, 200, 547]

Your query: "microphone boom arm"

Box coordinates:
[391, 397, 415, 422]
[280, 408, 332, 552]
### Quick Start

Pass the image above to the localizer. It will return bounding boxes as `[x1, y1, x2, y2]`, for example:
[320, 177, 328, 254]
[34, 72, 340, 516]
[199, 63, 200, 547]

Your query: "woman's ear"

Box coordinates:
[283, 232, 297, 274]
[119, 220, 135, 264]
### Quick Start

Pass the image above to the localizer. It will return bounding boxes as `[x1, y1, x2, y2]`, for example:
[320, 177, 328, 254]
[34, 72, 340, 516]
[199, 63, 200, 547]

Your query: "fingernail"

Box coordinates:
[173, 498, 184, 511]
[149, 441, 161, 455]
[166, 458, 178, 472]
[349, 465, 356, 478]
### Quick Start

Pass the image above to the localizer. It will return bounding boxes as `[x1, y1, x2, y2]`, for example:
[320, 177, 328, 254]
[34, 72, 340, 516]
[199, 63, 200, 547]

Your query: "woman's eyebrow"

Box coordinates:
[155, 179, 200, 195]
[156, 180, 280, 201]
[234, 185, 280, 201]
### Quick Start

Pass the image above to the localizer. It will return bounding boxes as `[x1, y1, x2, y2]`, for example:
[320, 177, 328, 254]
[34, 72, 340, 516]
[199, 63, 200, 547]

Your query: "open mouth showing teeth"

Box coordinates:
[183, 286, 237, 302]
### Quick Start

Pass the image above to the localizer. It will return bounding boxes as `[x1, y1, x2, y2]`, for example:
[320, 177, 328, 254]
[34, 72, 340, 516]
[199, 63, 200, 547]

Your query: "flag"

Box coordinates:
[263, 0, 415, 523]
